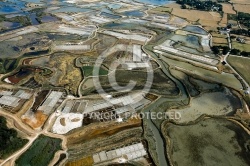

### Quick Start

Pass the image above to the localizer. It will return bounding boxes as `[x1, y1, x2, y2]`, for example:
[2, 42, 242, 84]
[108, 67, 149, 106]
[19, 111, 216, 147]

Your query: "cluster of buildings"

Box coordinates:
[93, 142, 148, 164]
[0, 89, 32, 113]
[37, 91, 63, 115]
[85, 93, 152, 118]
[52, 92, 154, 134]
[122, 44, 151, 70]
[154, 37, 219, 66]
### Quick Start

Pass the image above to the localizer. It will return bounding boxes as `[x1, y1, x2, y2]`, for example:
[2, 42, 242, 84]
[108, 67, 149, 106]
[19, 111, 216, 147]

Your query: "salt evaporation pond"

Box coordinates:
[136, 0, 173, 5]
[41, 16, 58, 23]
[122, 10, 145, 17]
[0, 6, 21, 14]
[183, 25, 208, 35]
[0, 21, 21, 29]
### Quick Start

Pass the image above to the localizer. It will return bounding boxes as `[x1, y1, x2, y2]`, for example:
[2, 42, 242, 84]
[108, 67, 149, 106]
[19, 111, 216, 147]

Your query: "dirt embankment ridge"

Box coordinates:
[66, 116, 142, 146]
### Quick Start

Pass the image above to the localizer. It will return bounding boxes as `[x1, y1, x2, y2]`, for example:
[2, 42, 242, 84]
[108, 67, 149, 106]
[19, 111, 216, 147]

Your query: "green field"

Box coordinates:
[228, 56, 250, 85]
[15, 135, 62, 166]
[0, 116, 28, 159]
[81, 66, 108, 77]
[232, 41, 250, 52]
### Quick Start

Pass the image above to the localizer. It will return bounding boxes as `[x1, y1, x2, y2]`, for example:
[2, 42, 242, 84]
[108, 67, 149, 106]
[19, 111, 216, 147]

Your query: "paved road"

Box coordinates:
[224, 32, 250, 91]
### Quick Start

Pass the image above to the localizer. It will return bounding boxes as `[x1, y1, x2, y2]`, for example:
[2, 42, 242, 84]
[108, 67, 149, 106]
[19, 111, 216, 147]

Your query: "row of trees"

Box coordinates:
[211, 46, 230, 55]
[176, 0, 222, 11]
[238, 12, 250, 28]
[0, 116, 28, 158]
[211, 46, 250, 57]
[231, 49, 250, 57]
[231, 29, 250, 36]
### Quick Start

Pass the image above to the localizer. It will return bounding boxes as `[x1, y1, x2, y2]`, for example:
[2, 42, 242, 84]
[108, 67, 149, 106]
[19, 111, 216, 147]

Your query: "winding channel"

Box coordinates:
[142, 49, 188, 166]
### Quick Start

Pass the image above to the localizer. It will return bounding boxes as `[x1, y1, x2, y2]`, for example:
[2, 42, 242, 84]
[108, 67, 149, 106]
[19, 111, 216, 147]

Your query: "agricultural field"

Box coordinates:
[232, 41, 250, 52]
[15, 135, 62, 166]
[199, 19, 218, 28]
[219, 13, 228, 27]
[165, 3, 182, 9]
[230, 0, 250, 4]
[221, 3, 236, 14]
[67, 127, 143, 164]
[81, 66, 108, 77]
[211, 32, 227, 38]
[66, 156, 94, 166]
[234, 35, 250, 44]
[171, 8, 221, 31]
[233, 4, 250, 13]
[171, 8, 221, 22]
[212, 37, 228, 46]
[148, 3, 182, 14]
[228, 56, 250, 85]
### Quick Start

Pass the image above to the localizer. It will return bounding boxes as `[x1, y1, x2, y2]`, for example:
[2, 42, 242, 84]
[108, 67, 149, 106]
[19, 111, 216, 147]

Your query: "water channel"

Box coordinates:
[142, 48, 188, 166]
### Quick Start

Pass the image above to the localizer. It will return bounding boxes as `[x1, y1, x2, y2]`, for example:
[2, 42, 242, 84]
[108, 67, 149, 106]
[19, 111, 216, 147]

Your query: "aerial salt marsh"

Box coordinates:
[183, 25, 208, 35]
[170, 34, 201, 49]
[0, 0, 249, 165]
[160, 56, 242, 89]
[163, 118, 250, 165]
[170, 89, 241, 123]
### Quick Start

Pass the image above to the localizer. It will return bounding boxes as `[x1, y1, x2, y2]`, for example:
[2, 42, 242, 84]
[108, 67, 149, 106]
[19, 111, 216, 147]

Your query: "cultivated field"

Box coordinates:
[228, 56, 250, 85]
[212, 37, 228, 45]
[233, 4, 250, 13]
[232, 41, 250, 52]
[211, 32, 227, 38]
[221, 3, 236, 14]
[165, 3, 182, 9]
[199, 19, 218, 27]
[66, 156, 94, 166]
[81, 66, 108, 77]
[67, 127, 143, 165]
[230, 0, 250, 4]
[171, 8, 221, 22]
[219, 13, 228, 27]
[15, 135, 62, 166]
